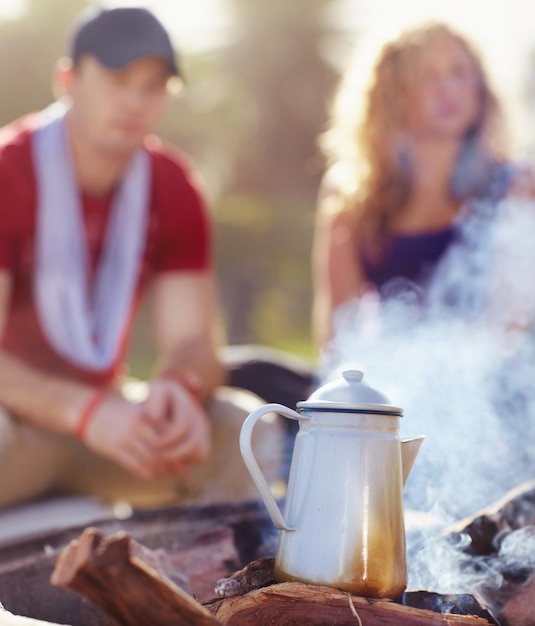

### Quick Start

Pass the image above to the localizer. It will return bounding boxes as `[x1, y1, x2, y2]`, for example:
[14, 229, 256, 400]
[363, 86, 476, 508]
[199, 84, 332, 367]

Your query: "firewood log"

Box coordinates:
[50, 527, 220, 626]
[207, 581, 493, 625]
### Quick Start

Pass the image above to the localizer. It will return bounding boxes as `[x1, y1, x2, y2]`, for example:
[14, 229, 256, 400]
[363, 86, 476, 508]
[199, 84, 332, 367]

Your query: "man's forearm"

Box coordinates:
[155, 336, 224, 402]
[0, 349, 96, 434]
[150, 272, 226, 401]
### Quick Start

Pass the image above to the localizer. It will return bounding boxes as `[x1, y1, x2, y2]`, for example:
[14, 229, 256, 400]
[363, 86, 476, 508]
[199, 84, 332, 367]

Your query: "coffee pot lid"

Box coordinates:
[297, 370, 402, 415]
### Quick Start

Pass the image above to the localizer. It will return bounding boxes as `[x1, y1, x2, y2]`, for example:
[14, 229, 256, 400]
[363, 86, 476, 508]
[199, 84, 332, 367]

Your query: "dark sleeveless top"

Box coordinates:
[362, 227, 456, 290]
[360, 162, 516, 301]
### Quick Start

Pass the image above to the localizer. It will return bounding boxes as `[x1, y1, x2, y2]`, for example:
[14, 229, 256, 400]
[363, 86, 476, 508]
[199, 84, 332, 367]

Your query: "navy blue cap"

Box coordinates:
[70, 6, 180, 77]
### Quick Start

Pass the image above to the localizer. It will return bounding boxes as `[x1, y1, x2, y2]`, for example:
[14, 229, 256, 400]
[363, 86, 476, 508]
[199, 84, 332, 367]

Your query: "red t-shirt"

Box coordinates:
[0, 114, 211, 387]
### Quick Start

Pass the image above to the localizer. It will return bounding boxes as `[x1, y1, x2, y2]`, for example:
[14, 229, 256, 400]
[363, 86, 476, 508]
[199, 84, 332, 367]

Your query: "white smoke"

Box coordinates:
[319, 193, 535, 598]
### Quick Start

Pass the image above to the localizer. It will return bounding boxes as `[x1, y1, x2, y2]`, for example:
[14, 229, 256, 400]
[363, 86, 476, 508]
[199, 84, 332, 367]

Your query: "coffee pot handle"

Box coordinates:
[240, 403, 306, 531]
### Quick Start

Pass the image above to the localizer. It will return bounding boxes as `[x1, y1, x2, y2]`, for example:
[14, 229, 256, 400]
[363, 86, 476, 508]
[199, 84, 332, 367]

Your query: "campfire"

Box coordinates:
[2, 482, 535, 626]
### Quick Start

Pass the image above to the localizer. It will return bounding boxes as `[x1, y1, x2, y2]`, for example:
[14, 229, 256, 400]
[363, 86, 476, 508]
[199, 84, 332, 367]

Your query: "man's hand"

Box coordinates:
[142, 378, 211, 475]
[81, 379, 211, 481]
[83, 391, 170, 480]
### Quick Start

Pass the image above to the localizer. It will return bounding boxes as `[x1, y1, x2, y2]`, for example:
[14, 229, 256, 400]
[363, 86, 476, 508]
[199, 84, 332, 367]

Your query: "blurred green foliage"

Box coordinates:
[0, 0, 354, 375]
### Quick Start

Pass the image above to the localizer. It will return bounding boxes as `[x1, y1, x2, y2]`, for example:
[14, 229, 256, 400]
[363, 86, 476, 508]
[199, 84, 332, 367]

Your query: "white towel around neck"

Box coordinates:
[32, 105, 151, 371]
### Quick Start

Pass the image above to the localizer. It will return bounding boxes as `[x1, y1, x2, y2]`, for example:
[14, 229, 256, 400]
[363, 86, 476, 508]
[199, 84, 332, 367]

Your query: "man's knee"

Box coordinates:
[175, 386, 286, 504]
[0, 409, 71, 509]
[208, 386, 285, 465]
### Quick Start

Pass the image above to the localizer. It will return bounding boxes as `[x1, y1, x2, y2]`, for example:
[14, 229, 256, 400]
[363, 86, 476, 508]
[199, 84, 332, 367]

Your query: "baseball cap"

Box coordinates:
[69, 6, 180, 77]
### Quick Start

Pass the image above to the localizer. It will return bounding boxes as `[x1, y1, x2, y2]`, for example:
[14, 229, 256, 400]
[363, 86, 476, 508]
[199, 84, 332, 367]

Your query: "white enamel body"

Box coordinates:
[239, 371, 424, 599]
[274, 408, 407, 597]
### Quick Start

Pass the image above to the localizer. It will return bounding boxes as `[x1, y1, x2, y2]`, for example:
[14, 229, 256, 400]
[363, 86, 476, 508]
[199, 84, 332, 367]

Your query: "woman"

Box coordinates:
[312, 22, 533, 350]
[312, 22, 535, 518]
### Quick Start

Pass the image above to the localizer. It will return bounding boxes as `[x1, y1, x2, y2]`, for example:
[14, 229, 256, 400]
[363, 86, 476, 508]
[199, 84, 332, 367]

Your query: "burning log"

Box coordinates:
[51, 527, 493, 625]
[445, 479, 535, 625]
[447, 479, 535, 557]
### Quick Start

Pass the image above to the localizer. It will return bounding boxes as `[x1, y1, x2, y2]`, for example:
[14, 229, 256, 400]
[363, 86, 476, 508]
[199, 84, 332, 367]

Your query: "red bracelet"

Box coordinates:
[75, 390, 105, 441]
[161, 370, 202, 403]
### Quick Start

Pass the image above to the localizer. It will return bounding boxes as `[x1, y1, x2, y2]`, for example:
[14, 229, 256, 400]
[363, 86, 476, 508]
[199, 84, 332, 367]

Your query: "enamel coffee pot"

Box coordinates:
[239, 370, 424, 598]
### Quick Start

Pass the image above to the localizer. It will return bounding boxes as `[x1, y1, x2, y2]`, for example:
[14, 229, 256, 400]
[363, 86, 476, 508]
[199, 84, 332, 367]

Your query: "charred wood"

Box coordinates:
[402, 591, 496, 622]
[447, 479, 535, 557]
[445, 479, 535, 625]
[214, 557, 276, 597]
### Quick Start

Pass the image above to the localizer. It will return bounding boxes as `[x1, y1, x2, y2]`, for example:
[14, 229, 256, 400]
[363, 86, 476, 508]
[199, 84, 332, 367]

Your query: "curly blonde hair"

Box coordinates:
[320, 22, 509, 256]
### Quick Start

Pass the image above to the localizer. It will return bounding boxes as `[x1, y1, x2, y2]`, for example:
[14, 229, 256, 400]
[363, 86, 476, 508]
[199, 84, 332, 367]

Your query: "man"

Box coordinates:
[0, 5, 282, 509]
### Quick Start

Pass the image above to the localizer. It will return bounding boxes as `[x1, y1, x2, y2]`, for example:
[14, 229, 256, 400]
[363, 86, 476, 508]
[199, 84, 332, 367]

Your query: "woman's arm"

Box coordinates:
[311, 187, 368, 349]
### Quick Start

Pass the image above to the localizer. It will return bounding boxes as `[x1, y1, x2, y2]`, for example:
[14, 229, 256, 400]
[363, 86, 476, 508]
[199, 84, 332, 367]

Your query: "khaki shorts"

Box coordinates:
[0, 386, 285, 510]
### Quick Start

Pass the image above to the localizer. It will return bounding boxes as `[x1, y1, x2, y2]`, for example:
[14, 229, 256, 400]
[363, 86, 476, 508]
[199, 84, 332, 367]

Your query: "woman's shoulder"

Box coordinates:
[317, 163, 361, 229]
[319, 162, 358, 199]
[463, 159, 535, 218]
[503, 158, 535, 197]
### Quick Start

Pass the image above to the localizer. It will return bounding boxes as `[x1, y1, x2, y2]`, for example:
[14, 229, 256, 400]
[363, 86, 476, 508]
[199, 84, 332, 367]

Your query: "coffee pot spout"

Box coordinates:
[401, 436, 425, 487]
